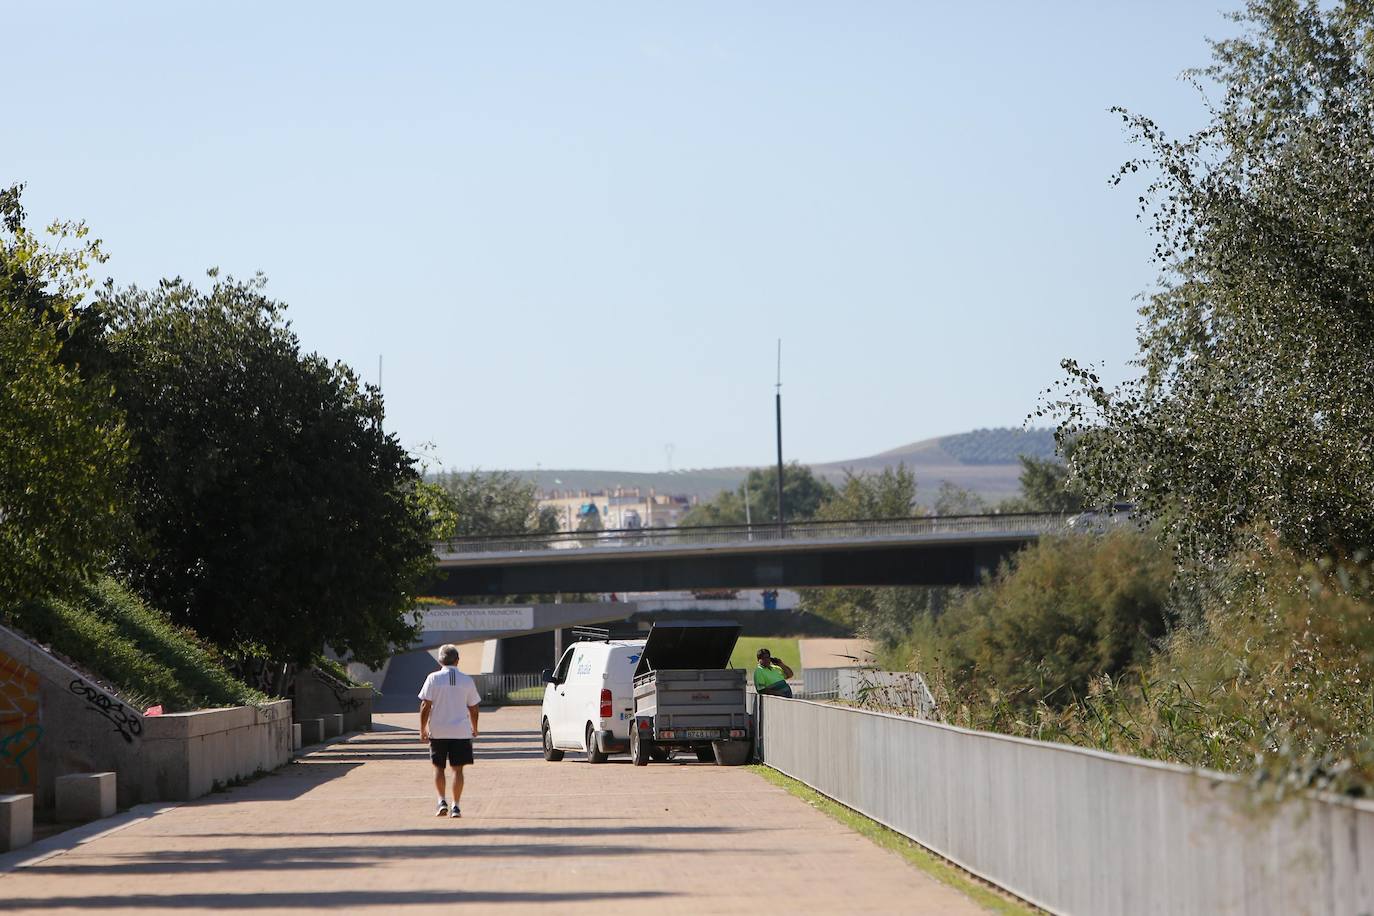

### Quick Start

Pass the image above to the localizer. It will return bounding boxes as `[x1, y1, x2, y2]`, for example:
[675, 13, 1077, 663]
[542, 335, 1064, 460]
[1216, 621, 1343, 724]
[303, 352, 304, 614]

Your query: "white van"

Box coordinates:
[540, 637, 647, 762]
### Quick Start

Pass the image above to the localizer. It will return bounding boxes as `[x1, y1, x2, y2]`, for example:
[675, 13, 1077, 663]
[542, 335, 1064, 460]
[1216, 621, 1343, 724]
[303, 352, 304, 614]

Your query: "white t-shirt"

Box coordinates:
[418, 666, 482, 739]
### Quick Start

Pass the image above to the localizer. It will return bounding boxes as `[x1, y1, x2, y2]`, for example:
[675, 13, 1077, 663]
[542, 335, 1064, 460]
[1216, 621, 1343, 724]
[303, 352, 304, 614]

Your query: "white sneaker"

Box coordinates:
[435, 800, 449, 817]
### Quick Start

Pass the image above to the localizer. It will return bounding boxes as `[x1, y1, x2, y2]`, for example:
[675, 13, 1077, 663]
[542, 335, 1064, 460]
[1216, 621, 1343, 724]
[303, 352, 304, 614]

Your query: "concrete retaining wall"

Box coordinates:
[0, 624, 292, 808]
[293, 669, 371, 733]
[140, 700, 292, 801]
[759, 697, 1374, 916]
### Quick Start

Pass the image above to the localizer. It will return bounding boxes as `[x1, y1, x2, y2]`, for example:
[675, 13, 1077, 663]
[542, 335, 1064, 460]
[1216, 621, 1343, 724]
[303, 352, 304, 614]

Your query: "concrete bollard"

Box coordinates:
[55, 773, 116, 823]
[0, 794, 34, 851]
[323, 713, 344, 739]
[292, 722, 302, 750]
[298, 718, 325, 745]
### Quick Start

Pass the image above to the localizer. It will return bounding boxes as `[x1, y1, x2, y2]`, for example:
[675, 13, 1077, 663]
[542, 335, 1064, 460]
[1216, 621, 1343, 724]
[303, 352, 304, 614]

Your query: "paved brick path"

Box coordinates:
[0, 707, 984, 914]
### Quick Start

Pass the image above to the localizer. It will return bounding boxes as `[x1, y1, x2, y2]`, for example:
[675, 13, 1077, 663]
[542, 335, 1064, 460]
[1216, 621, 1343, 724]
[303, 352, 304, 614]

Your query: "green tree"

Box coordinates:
[907, 529, 1173, 709]
[430, 470, 559, 540]
[678, 489, 748, 527]
[997, 456, 1087, 514]
[0, 185, 128, 608]
[95, 272, 432, 667]
[816, 464, 918, 521]
[804, 465, 920, 633]
[680, 462, 835, 527]
[933, 481, 986, 516]
[1049, 0, 1374, 562]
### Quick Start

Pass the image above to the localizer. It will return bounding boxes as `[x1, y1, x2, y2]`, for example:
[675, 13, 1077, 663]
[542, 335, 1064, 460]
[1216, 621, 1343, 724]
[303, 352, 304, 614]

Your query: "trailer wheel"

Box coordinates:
[630, 725, 651, 766]
[586, 724, 608, 764]
[694, 746, 715, 763]
[542, 719, 564, 762]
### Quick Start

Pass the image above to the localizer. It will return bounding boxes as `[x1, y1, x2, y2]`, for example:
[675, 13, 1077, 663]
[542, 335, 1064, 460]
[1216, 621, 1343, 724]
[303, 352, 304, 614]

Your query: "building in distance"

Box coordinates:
[537, 487, 696, 532]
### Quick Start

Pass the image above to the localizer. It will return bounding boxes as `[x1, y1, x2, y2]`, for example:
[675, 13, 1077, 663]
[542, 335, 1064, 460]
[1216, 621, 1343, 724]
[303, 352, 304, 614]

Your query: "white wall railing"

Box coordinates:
[758, 697, 1374, 916]
[472, 673, 544, 705]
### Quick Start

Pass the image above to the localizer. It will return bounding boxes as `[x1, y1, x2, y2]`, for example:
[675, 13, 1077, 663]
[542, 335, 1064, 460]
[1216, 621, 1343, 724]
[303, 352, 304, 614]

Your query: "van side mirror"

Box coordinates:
[541, 668, 556, 685]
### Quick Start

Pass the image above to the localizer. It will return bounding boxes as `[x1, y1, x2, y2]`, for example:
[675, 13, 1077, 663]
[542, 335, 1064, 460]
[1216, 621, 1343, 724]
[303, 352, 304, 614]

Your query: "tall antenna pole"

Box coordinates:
[378, 354, 383, 390]
[775, 339, 785, 535]
[743, 471, 753, 539]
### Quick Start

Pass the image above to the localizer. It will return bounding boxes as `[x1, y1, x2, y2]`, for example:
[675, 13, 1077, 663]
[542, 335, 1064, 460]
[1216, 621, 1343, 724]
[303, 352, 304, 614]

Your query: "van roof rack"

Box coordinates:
[572, 626, 611, 642]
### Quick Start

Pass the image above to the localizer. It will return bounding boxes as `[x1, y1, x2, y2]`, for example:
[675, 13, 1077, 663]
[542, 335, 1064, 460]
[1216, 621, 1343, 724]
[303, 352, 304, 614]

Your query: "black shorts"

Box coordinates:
[429, 738, 475, 767]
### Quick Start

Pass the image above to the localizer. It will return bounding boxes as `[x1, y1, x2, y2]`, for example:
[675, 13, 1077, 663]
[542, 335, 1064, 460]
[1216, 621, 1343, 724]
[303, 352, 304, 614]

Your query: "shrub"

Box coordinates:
[10, 578, 267, 712]
[925, 542, 1374, 799]
[902, 529, 1173, 709]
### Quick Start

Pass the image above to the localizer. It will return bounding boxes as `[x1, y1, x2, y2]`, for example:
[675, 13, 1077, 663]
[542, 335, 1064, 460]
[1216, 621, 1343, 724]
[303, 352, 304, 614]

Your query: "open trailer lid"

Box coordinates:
[634, 620, 742, 677]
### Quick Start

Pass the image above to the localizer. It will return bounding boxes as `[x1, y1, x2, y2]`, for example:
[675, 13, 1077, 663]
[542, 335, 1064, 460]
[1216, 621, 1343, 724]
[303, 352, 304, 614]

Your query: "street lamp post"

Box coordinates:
[775, 339, 785, 536]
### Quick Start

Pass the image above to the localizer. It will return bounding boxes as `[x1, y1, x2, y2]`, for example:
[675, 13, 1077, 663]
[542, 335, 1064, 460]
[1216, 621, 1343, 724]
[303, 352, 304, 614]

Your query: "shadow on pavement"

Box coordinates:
[0, 890, 674, 909]
[31, 839, 739, 874]
[161, 825, 753, 840]
[366, 721, 413, 733]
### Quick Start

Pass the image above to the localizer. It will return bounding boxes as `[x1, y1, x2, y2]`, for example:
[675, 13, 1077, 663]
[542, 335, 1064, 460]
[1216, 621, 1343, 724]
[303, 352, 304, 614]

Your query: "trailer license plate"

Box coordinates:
[682, 729, 717, 739]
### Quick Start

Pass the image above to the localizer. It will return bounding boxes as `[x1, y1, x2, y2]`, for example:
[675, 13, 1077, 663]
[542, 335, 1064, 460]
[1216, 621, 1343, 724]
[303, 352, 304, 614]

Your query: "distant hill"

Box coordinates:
[515, 428, 1057, 503]
[809, 427, 1056, 502]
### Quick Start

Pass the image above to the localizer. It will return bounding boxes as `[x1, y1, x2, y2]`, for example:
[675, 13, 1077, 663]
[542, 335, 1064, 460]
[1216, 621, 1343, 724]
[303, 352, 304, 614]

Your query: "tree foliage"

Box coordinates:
[932, 481, 986, 516]
[680, 462, 836, 526]
[96, 272, 432, 666]
[815, 464, 918, 521]
[1049, 0, 1374, 562]
[429, 469, 559, 540]
[997, 456, 1087, 514]
[929, 543, 1374, 798]
[904, 529, 1174, 709]
[0, 185, 128, 608]
[804, 466, 919, 632]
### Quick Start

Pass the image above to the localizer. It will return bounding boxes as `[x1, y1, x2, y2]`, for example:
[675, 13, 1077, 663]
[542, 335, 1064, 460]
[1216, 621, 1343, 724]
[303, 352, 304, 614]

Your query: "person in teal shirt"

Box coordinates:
[754, 647, 794, 698]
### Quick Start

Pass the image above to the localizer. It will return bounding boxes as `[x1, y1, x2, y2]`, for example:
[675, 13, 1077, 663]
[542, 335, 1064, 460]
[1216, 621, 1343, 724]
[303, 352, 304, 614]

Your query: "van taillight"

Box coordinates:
[600, 688, 612, 718]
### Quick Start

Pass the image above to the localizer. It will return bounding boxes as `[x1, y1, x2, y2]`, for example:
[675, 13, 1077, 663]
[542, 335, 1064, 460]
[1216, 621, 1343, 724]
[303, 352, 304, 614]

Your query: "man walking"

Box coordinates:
[418, 644, 482, 818]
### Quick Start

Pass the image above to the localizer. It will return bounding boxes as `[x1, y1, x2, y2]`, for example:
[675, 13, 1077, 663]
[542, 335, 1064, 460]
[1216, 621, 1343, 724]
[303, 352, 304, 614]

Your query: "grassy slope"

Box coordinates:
[11, 577, 267, 712]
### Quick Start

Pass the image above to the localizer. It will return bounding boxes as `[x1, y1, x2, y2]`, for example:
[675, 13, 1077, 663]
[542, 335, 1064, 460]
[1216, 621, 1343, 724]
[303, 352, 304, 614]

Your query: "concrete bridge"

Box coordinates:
[409, 602, 637, 649]
[431, 513, 1074, 597]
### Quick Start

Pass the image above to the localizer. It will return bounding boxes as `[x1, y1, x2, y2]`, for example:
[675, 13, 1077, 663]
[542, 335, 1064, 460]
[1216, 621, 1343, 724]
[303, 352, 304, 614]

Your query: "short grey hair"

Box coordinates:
[438, 644, 460, 666]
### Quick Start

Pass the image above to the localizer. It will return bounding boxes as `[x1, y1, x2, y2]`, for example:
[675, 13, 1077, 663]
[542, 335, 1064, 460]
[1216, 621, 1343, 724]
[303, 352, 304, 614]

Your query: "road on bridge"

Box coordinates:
[0, 708, 985, 914]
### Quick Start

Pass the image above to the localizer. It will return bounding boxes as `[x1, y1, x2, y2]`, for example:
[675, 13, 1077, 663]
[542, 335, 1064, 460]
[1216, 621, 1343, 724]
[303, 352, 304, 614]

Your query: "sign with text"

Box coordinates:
[421, 606, 535, 632]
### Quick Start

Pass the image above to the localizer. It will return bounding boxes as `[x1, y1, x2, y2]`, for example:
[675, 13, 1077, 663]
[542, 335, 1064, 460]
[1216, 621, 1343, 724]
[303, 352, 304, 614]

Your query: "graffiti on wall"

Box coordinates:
[69, 679, 143, 744]
[0, 649, 42, 791]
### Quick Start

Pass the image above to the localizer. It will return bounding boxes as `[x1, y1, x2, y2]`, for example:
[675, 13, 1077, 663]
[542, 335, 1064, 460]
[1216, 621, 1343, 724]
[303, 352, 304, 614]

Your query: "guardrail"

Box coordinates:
[435, 512, 1076, 557]
[757, 697, 1374, 915]
[473, 673, 544, 705]
[836, 669, 937, 719]
[797, 668, 841, 699]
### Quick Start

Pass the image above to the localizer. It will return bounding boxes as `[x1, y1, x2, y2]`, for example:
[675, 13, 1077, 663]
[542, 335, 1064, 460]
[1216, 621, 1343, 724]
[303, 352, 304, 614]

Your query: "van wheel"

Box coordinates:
[694, 746, 715, 763]
[542, 719, 564, 762]
[586, 724, 608, 764]
[631, 726, 651, 766]
[649, 746, 670, 762]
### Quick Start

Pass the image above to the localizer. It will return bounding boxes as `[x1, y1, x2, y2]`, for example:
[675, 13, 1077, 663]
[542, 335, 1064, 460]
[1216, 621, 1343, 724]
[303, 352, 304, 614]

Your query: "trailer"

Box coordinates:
[629, 620, 752, 766]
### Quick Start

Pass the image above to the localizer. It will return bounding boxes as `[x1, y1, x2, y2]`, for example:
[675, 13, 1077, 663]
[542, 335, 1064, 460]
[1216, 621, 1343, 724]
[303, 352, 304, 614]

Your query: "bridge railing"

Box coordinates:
[435, 512, 1074, 557]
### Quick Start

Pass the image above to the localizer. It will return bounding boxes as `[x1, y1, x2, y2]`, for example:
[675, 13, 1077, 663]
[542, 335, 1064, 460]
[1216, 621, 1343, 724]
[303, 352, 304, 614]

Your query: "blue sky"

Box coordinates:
[7, 2, 1234, 472]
